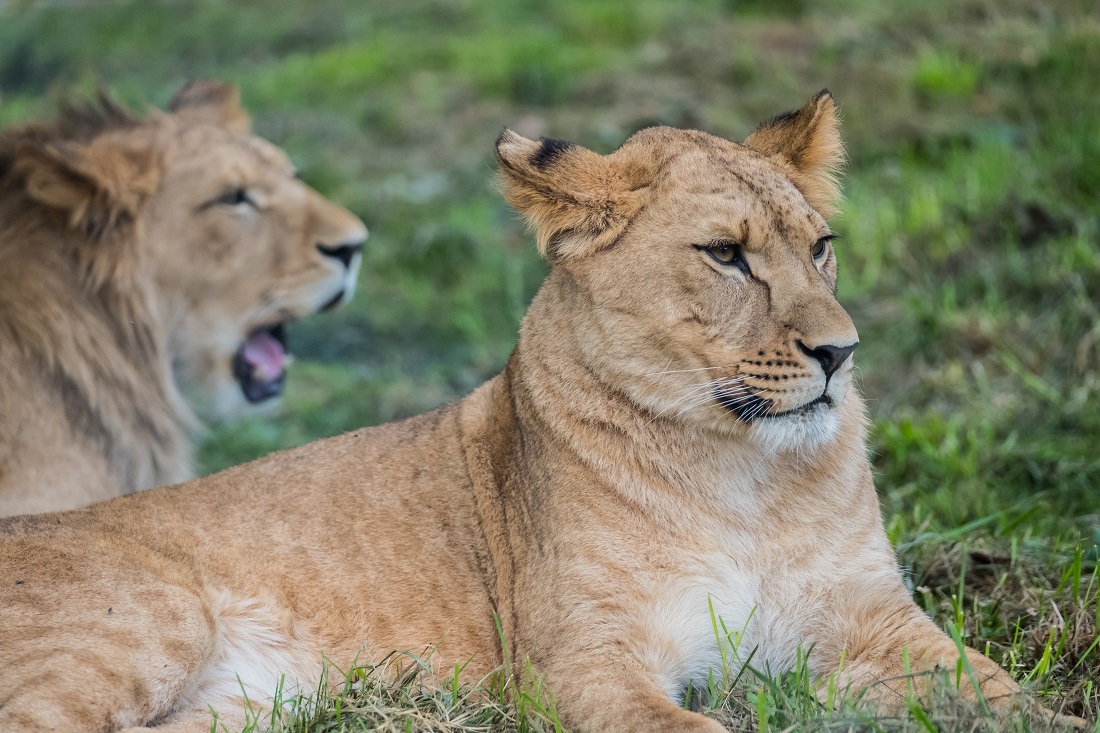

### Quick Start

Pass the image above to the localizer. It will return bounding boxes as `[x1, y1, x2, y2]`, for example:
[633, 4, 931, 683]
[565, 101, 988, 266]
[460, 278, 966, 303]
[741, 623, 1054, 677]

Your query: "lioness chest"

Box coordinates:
[623, 518, 849, 703]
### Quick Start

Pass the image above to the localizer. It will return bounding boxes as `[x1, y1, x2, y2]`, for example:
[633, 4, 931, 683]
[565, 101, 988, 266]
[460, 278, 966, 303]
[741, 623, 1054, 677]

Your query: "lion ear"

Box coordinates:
[744, 90, 844, 217]
[15, 137, 161, 243]
[495, 130, 654, 262]
[168, 80, 251, 133]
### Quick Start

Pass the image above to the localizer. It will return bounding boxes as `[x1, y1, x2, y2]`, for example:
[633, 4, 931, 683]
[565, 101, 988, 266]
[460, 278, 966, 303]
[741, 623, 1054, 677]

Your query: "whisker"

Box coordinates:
[666, 386, 750, 419]
[748, 400, 773, 420]
[705, 385, 753, 400]
[702, 391, 760, 414]
[647, 388, 719, 423]
[675, 377, 747, 402]
[645, 365, 741, 377]
[645, 373, 762, 425]
[679, 394, 729, 416]
[672, 386, 742, 413]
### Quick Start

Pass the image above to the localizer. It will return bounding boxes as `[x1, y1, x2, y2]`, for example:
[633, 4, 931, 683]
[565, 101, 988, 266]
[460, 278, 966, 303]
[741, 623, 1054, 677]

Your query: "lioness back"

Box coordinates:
[0, 81, 367, 516]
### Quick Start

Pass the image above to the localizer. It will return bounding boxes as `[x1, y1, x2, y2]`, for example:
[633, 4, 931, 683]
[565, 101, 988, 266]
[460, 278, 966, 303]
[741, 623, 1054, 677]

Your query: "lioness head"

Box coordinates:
[12, 81, 367, 417]
[497, 91, 858, 452]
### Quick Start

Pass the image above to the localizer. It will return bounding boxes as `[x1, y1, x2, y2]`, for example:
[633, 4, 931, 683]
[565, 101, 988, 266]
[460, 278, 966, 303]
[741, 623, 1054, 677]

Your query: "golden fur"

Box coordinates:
[0, 93, 1081, 732]
[0, 81, 367, 516]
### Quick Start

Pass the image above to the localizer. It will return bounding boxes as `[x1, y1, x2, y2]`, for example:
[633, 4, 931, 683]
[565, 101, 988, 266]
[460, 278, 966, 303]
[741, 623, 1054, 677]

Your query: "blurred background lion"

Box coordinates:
[0, 80, 367, 515]
[0, 0, 1095, 727]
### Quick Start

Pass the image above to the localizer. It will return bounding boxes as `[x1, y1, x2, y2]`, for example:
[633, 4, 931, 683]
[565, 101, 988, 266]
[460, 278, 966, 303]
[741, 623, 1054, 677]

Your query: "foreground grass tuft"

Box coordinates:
[226, 653, 562, 733]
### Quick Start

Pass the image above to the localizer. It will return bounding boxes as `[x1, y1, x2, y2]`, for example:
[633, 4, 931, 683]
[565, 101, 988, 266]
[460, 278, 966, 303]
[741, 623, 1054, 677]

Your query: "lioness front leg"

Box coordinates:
[832, 600, 1086, 728]
[529, 643, 726, 733]
[116, 707, 249, 733]
[838, 606, 1016, 706]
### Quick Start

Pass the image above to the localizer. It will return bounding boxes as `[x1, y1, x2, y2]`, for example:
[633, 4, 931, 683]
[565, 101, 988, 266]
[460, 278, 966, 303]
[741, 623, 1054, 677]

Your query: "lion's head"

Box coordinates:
[0, 81, 368, 511]
[497, 91, 859, 454]
[6, 81, 367, 417]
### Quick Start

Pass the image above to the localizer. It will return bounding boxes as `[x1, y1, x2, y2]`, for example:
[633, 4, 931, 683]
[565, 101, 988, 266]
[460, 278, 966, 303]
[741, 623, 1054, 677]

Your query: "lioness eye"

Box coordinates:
[812, 235, 836, 261]
[711, 245, 736, 263]
[216, 188, 253, 207]
[700, 241, 750, 274]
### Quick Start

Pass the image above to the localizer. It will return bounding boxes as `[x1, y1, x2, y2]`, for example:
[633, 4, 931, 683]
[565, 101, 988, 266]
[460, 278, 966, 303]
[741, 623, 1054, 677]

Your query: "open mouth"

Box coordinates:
[717, 390, 833, 422]
[232, 322, 289, 404]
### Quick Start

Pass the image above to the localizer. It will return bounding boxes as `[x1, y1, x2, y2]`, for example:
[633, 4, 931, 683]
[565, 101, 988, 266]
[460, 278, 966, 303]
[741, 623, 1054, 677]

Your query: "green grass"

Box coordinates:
[2, 0, 1097, 729]
[219, 653, 565, 733]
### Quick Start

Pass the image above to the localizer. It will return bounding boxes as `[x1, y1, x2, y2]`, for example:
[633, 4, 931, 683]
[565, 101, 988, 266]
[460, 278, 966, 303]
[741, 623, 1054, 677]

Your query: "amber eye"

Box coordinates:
[812, 235, 836, 261]
[697, 241, 750, 275]
[710, 244, 738, 263]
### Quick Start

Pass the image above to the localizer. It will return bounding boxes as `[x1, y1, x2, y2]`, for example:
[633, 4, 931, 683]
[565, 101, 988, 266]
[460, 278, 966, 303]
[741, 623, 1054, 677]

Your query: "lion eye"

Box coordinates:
[711, 245, 736, 263]
[700, 241, 750, 274]
[216, 187, 254, 208]
[812, 235, 836, 261]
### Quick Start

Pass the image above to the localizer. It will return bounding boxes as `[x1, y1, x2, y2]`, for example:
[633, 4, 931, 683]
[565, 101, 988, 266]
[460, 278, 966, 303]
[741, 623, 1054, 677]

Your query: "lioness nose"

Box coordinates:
[317, 241, 364, 269]
[798, 341, 858, 378]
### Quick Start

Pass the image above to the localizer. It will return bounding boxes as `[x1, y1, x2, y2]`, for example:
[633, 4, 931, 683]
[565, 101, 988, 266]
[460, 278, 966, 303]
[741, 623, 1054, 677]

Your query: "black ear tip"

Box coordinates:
[529, 137, 574, 171]
[815, 89, 835, 105]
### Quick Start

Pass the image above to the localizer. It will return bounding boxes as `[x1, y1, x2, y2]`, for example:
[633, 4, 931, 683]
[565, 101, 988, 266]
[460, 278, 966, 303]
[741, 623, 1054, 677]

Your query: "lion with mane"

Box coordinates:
[0, 81, 367, 516]
[0, 92, 1082, 731]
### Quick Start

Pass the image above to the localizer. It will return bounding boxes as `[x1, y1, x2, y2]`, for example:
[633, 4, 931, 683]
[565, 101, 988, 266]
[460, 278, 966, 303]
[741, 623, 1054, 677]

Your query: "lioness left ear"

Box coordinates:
[168, 80, 251, 134]
[744, 90, 844, 217]
[496, 130, 654, 262]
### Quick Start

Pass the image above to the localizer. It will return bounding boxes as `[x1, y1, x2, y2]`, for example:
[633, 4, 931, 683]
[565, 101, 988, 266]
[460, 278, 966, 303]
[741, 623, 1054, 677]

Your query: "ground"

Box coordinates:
[0, 0, 1096, 730]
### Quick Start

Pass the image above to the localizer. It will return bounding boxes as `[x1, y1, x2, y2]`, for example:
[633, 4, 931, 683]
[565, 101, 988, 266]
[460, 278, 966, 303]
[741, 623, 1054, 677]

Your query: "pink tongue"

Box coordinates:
[242, 331, 286, 382]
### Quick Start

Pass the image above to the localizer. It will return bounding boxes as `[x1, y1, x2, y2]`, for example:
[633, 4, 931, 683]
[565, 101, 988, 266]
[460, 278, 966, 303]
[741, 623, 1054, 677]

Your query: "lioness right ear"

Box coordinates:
[744, 90, 844, 217]
[495, 130, 653, 261]
[169, 80, 251, 134]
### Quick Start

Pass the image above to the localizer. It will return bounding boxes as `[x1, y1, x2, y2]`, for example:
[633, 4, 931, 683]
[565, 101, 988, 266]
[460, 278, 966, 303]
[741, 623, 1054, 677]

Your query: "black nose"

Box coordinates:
[317, 241, 364, 269]
[798, 340, 858, 378]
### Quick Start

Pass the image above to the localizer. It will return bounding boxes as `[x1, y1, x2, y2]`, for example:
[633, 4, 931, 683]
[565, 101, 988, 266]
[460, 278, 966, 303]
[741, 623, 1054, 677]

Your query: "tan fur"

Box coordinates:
[0, 94, 1080, 732]
[0, 81, 367, 516]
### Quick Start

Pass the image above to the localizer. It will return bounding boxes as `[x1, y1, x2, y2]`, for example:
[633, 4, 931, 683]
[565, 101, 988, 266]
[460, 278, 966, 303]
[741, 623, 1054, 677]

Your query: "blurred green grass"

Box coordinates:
[1, 0, 1097, 721]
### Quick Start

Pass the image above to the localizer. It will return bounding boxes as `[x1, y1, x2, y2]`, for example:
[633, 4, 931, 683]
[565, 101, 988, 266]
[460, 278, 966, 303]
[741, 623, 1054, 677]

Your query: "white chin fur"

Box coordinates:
[343, 255, 362, 301]
[745, 402, 841, 455]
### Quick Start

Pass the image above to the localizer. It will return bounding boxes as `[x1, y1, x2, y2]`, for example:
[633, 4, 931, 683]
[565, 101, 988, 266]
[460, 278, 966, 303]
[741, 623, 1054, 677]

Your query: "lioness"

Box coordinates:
[0, 81, 367, 516]
[0, 93, 1076, 732]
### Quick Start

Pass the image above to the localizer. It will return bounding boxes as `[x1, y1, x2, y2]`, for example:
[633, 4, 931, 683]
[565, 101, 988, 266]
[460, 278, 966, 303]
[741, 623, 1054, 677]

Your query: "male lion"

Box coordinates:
[0, 81, 367, 516]
[0, 93, 1080, 732]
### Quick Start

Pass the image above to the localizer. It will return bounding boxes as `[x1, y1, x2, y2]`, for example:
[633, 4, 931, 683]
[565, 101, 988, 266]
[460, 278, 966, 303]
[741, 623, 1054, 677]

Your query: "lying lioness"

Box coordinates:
[0, 93, 1073, 732]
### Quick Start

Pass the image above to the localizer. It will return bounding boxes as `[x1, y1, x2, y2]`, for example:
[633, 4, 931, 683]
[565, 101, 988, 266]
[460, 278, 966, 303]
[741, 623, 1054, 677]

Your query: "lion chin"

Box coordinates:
[0, 80, 367, 516]
[718, 376, 855, 454]
[0, 92, 1082, 733]
[743, 399, 843, 455]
